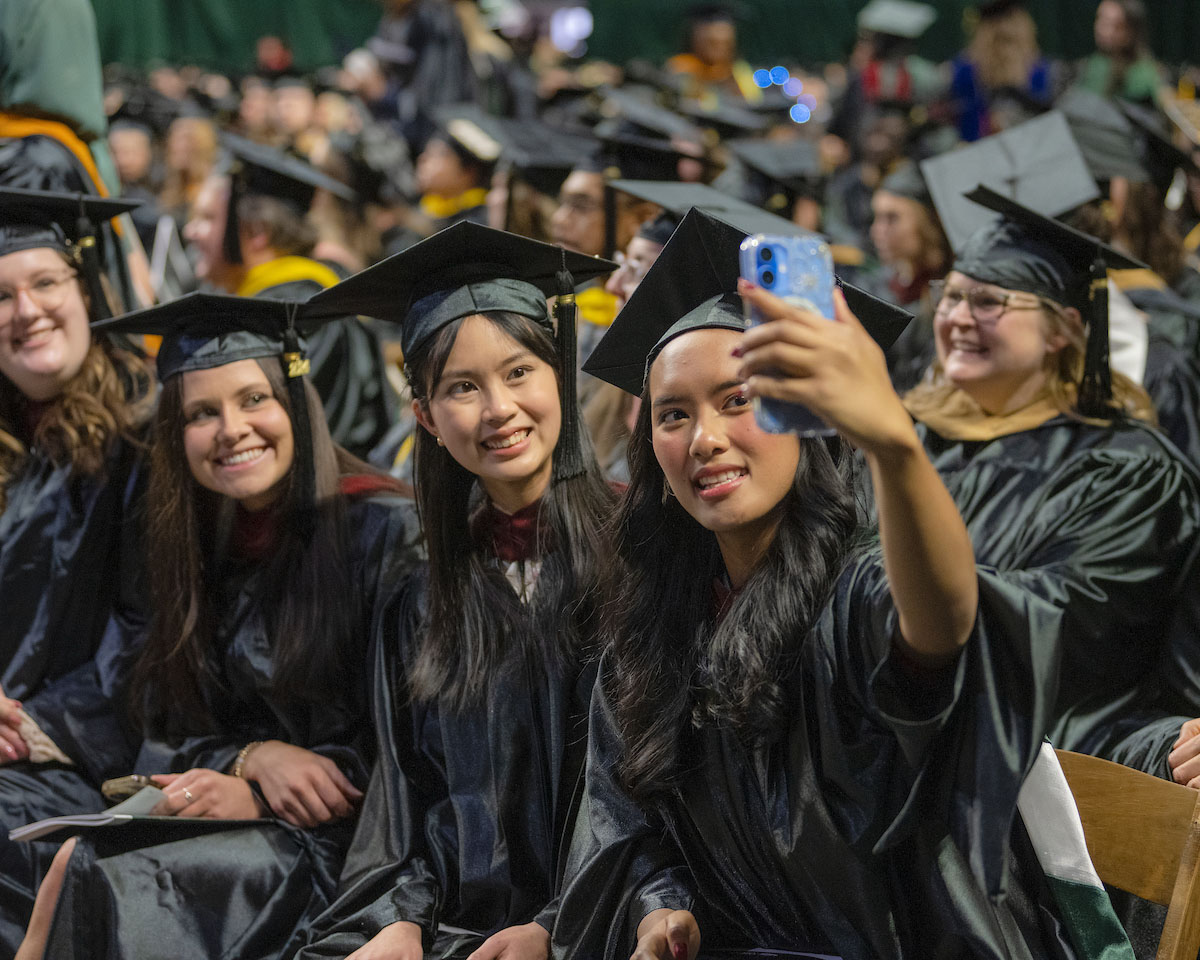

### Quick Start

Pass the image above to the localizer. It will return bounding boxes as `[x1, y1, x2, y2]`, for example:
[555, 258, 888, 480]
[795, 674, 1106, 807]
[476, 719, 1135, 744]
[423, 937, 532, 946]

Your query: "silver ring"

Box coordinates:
[182, 788, 194, 803]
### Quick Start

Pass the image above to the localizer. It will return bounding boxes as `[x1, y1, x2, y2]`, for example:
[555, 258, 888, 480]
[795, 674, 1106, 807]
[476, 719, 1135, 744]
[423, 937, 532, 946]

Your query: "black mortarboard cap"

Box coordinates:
[596, 86, 707, 143]
[1056, 87, 1149, 185]
[955, 185, 1146, 417]
[433, 104, 594, 195]
[307, 222, 617, 479]
[920, 111, 1098, 252]
[609, 179, 812, 239]
[857, 0, 937, 38]
[221, 132, 357, 265]
[429, 104, 504, 169]
[0, 187, 143, 322]
[727, 138, 820, 193]
[584, 207, 912, 396]
[584, 125, 709, 182]
[685, 2, 751, 23]
[0, 187, 141, 259]
[94, 291, 333, 525]
[1115, 98, 1200, 192]
[638, 212, 680, 247]
[878, 159, 931, 207]
[677, 96, 769, 138]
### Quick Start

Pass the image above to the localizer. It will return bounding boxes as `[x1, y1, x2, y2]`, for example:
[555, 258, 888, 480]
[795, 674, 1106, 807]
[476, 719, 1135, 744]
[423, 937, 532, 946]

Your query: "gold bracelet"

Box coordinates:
[232, 740, 265, 779]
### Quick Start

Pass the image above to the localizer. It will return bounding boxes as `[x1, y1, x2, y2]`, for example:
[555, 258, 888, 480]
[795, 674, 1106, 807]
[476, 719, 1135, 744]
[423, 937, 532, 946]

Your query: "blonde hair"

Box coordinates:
[904, 300, 1156, 425]
[0, 341, 154, 513]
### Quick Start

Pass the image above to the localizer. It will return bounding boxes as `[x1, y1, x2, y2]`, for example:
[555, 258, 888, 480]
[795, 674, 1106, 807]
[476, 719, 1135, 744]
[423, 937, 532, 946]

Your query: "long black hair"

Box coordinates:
[132, 357, 367, 737]
[407, 310, 616, 708]
[606, 397, 860, 802]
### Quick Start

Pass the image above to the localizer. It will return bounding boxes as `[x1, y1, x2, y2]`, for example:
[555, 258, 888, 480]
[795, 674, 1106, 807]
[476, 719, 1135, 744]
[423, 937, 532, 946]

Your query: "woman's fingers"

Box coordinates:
[0, 724, 29, 763]
[738, 341, 820, 383]
[310, 771, 356, 820]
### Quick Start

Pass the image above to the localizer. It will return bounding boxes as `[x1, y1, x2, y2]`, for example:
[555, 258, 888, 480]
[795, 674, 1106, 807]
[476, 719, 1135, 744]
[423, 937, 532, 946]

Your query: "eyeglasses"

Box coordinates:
[0, 271, 80, 324]
[612, 250, 650, 284]
[556, 194, 602, 216]
[930, 279, 1047, 324]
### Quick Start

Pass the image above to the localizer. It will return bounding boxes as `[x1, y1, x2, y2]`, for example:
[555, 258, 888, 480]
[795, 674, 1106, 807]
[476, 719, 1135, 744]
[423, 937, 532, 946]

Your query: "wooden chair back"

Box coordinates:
[1056, 749, 1200, 960]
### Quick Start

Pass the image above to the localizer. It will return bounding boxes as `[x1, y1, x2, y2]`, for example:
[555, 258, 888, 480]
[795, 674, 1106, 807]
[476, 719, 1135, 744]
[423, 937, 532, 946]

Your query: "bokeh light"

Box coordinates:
[789, 103, 812, 124]
[782, 77, 803, 97]
[769, 66, 790, 85]
[753, 68, 772, 88]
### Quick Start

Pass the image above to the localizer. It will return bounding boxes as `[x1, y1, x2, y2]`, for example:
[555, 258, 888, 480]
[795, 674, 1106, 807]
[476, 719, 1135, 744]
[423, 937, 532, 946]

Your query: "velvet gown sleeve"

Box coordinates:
[554, 549, 1074, 959]
[551, 667, 698, 959]
[915, 422, 1200, 772]
[17, 447, 149, 784]
[291, 573, 444, 958]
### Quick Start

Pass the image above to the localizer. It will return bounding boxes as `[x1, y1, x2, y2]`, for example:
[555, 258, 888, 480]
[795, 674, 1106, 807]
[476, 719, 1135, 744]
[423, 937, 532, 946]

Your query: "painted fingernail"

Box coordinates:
[730, 345, 744, 358]
[673, 945, 687, 960]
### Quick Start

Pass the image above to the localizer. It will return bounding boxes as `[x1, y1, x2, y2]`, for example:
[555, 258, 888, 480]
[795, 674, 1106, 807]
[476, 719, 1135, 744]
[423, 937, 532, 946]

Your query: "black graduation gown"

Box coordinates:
[38, 492, 424, 960]
[0, 434, 148, 954]
[252, 267, 394, 460]
[912, 416, 1200, 769]
[553, 552, 1080, 959]
[293, 565, 595, 960]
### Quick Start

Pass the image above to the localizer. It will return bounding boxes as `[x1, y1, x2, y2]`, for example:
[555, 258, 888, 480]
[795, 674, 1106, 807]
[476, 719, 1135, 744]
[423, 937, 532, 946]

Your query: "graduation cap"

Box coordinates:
[727, 138, 821, 200]
[1115, 98, 1200, 193]
[307, 222, 617, 479]
[677, 96, 769, 138]
[427, 105, 504, 173]
[584, 207, 912, 396]
[857, 0, 937, 39]
[93, 292, 330, 524]
[1056, 87, 1149, 185]
[878, 159, 931, 207]
[0, 187, 143, 321]
[919, 111, 1099, 252]
[596, 86, 707, 143]
[638, 212, 680, 247]
[955, 185, 1146, 417]
[433, 104, 594, 197]
[220, 132, 357, 266]
[608, 179, 813, 239]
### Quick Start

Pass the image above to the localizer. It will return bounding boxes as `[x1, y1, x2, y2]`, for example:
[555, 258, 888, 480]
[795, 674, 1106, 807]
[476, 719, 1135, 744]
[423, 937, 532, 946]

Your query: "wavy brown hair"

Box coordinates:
[130, 357, 378, 737]
[0, 275, 154, 514]
[903, 298, 1156, 425]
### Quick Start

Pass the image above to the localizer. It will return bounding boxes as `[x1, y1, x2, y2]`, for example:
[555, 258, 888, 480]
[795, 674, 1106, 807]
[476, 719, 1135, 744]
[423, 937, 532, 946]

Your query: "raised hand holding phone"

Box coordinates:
[737, 234, 836, 436]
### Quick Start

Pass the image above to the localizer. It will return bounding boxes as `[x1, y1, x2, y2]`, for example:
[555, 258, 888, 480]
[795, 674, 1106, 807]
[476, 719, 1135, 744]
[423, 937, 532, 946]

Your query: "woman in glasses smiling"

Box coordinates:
[0, 189, 153, 954]
[903, 191, 1200, 785]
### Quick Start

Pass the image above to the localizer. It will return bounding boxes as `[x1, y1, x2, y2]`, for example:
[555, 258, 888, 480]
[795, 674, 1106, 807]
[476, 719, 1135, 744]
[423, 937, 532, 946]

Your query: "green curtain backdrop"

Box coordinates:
[89, 0, 1198, 75]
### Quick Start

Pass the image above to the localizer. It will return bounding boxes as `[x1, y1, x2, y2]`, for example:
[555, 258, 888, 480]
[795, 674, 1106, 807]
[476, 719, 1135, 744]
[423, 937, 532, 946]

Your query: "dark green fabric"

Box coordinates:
[87, 1, 1200, 75]
[89, 0, 383, 73]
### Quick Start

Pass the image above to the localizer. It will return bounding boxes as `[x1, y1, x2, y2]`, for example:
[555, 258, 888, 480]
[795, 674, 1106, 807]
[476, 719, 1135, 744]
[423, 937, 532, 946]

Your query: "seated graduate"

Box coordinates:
[552, 208, 1134, 959]
[901, 183, 1200, 779]
[289, 223, 617, 960]
[184, 134, 393, 459]
[0, 188, 154, 953]
[16, 293, 423, 960]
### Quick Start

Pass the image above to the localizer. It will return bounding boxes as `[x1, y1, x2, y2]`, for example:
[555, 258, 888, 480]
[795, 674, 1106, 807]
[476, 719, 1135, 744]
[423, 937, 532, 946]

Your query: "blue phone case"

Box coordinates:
[738, 234, 836, 436]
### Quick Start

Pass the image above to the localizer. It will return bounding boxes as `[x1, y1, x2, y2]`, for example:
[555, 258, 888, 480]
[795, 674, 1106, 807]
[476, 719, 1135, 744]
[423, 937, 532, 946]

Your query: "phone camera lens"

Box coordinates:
[761, 269, 775, 286]
[760, 247, 774, 262]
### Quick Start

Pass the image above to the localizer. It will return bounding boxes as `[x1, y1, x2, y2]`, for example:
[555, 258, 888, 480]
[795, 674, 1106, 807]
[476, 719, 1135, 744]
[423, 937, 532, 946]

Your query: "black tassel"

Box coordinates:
[75, 202, 111, 320]
[282, 319, 316, 539]
[222, 168, 244, 266]
[552, 253, 585, 481]
[602, 180, 617, 261]
[1077, 255, 1113, 418]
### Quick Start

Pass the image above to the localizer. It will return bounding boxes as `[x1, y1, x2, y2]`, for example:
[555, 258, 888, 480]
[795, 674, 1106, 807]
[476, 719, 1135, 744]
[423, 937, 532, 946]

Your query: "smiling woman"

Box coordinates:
[288, 223, 618, 960]
[0, 189, 154, 955]
[14, 292, 423, 960]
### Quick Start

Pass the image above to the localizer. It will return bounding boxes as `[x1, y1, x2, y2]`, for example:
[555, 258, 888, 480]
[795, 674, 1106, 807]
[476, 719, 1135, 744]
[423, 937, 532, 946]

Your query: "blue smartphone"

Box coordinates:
[738, 233, 836, 436]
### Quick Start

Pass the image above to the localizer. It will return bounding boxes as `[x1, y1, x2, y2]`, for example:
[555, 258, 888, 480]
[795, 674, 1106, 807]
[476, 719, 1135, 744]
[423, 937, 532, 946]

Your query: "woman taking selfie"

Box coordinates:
[291, 223, 617, 960]
[17, 292, 421, 960]
[553, 209, 1131, 958]
[0, 188, 153, 954]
